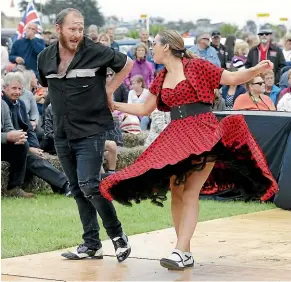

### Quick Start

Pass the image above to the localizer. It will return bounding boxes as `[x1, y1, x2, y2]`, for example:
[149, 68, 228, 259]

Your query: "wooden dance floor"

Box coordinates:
[2, 209, 291, 281]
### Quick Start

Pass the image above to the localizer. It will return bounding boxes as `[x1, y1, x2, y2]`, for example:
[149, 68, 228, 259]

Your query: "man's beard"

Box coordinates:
[59, 32, 82, 52]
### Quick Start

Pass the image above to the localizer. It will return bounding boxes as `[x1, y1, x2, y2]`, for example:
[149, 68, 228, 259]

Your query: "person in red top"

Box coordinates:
[100, 30, 278, 270]
[245, 28, 286, 83]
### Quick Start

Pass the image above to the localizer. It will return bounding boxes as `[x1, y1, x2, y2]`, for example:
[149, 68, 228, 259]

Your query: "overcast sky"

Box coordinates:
[3, 0, 291, 28]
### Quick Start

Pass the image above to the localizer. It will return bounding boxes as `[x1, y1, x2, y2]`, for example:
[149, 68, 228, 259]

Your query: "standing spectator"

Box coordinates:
[189, 33, 221, 67]
[106, 68, 128, 103]
[231, 41, 249, 69]
[127, 75, 151, 130]
[42, 30, 52, 47]
[87, 24, 99, 42]
[127, 29, 164, 73]
[210, 31, 228, 69]
[106, 27, 119, 51]
[245, 28, 286, 83]
[233, 75, 276, 110]
[262, 70, 281, 105]
[1, 100, 33, 198]
[9, 22, 45, 77]
[282, 33, 291, 64]
[224, 35, 236, 62]
[124, 42, 154, 89]
[2, 72, 70, 195]
[247, 34, 260, 49]
[98, 33, 111, 47]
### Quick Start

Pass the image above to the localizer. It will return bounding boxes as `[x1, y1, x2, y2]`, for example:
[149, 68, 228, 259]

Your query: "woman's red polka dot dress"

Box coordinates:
[100, 58, 278, 206]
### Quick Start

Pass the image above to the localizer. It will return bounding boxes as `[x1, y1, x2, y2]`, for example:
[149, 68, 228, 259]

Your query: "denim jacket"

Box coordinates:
[189, 45, 221, 67]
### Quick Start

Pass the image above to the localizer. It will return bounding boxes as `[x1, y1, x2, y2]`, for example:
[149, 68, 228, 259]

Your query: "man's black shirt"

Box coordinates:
[37, 37, 127, 140]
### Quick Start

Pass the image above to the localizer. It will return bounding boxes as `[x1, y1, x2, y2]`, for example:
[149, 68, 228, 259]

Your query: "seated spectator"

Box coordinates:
[230, 41, 249, 69]
[107, 68, 128, 103]
[277, 91, 291, 112]
[282, 33, 291, 64]
[262, 70, 281, 105]
[98, 33, 110, 47]
[19, 70, 43, 139]
[233, 75, 276, 111]
[103, 140, 117, 174]
[124, 42, 154, 89]
[279, 66, 291, 89]
[1, 45, 9, 74]
[120, 114, 141, 134]
[277, 69, 291, 102]
[128, 75, 151, 130]
[1, 100, 33, 198]
[2, 73, 70, 196]
[213, 89, 226, 111]
[220, 82, 247, 110]
[145, 109, 171, 147]
[41, 104, 55, 154]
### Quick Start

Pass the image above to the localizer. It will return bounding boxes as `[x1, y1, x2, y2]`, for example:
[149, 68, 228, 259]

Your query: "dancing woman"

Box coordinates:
[100, 30, 278, 270]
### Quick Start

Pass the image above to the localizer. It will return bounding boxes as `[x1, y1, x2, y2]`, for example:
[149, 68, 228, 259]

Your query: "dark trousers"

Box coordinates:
[40, 138, 56, 154]
[26, 153, 68, 193]
[55, 133, 122, 250]
[1, 143, 28, 189]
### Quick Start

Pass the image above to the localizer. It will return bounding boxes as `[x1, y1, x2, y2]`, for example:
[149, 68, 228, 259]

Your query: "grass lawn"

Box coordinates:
[1, 194, 275, 258]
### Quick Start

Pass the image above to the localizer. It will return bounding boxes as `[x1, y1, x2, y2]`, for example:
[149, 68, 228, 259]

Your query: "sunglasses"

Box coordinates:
[106, 73, 114, 77]
[202, 38, 210, 41]
[258, 33, 271, 36]
[252, 82, 265, 86]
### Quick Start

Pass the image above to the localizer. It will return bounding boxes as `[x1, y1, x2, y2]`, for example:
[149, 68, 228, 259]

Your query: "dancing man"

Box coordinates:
[37, 8, 133, 262]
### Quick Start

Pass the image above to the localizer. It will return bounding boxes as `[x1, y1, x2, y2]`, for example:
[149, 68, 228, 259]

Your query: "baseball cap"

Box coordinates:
[258, 28, 272, 35]
[211, 31, 221, 37]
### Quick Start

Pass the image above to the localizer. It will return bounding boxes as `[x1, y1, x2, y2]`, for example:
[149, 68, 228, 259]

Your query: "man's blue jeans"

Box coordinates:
[55, 133, 123, 250]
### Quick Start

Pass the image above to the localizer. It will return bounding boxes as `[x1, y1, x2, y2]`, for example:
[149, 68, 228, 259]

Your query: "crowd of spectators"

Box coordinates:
[1, 23, 291, 198]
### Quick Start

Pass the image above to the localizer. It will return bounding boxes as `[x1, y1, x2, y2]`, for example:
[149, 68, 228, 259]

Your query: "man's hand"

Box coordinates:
[15, 57, 24, 64]
[30, 120, 37, 130]
[29, 147, 45, 158]
[6, 130, 27, 144]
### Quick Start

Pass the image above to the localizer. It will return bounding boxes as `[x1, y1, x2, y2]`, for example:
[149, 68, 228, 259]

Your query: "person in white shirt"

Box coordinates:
[283, 33, 291, 63]
[277, 92, 291, 112]
[127, 75, 151, 130]
[1, 45, 9, 73]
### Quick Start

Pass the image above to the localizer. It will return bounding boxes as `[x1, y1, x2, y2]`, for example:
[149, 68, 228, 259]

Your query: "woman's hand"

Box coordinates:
[254, 60, 274, 73]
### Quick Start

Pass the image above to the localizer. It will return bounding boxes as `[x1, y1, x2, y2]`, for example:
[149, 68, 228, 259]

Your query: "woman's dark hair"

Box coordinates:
[158, 30, 198, 59]
[55, 8, 83, 25]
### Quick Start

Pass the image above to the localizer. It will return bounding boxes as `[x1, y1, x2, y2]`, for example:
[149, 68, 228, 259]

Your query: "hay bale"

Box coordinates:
[1, 161, 10, 192]
[122, 131, 149, 148]
[116, 146, 146, 170]
[1, 145, 146, 193]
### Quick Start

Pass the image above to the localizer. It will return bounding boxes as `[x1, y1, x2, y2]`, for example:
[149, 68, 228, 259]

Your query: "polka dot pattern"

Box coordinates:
[100, 58, 278, 204]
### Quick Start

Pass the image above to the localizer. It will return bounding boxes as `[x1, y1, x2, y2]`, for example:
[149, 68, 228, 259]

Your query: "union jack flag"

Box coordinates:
[15, 0, 42, 41]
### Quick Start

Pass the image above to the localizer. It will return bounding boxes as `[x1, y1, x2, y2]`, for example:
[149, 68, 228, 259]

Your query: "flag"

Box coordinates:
[15, 0, 42, 41]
